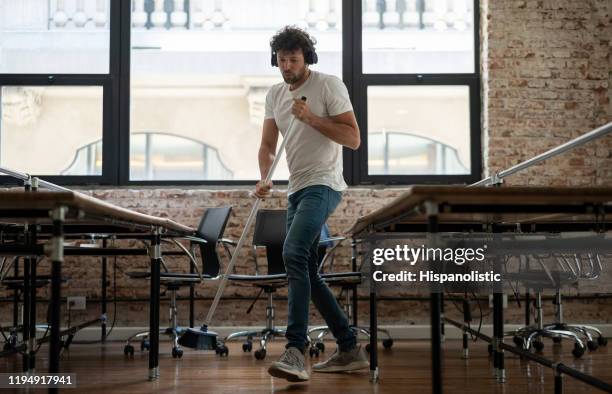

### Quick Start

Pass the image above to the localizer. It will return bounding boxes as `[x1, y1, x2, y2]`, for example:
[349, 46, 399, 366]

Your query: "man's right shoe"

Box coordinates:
[267, 347, 309, 382]
[312, 344, 369, 373]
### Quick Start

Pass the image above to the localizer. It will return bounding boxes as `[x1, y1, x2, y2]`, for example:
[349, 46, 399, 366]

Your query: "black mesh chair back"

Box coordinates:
[252, 209, 287, 275]
[195, 206, 232, 277]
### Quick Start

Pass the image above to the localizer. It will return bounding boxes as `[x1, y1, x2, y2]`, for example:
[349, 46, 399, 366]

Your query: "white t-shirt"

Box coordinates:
[264, 70, 353, 194]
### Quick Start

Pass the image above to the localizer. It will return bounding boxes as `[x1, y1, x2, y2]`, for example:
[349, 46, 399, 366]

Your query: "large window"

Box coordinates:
[353, 0, 481, 184]
[0, 0, 481, 186]
[0, 0, 114, 185]
[129, 0, 342, 181]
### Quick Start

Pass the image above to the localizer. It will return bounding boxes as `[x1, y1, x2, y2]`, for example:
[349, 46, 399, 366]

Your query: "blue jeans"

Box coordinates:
[283, 185, 356, 352]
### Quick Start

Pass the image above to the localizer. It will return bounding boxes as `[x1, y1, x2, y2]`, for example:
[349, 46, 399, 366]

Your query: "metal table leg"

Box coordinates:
[368, 237, 379, 383]
[101, 238, 107, 342]
[49, 207, 66, 393]
[427, 202, 442, 394]
[22, 254, 30, 372]
[148, 228, 161, 380]
[29, 226, 38, 372]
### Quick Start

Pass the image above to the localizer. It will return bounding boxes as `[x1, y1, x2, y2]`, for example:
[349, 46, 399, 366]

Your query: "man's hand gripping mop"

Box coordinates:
[178, 97, 307, 351]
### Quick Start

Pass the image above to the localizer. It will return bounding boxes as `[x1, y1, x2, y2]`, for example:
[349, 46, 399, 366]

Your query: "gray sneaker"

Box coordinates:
[268, 347, 309, 382]
[312, 344, 369, 373]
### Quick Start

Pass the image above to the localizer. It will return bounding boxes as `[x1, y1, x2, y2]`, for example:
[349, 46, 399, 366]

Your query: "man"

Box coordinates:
[254, 26, 368, 382]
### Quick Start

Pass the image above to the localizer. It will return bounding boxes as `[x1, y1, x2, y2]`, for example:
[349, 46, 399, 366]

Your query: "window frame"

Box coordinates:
[0, 76, 116, 186]
[0, 0, 481, 187]
[0, 0, 120, 186]
[347, 0, 482, 186]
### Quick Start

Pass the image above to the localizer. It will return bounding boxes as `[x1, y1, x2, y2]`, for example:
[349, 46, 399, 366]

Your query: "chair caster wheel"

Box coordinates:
[533, 340, 544, 352]
[124, 345, 134, 357]
[572, 344, 585, 358]
[172, 347, 183, 358]
[254, 349, 266, 360]
[587, 340, 598, 351]
[488, 344, 493, 355]
[141, 339, 150, 351]
[242, 341, 253, 352]
[598, 337, 608, 347]
[315, 342, 325, 352]
[217, 345, 229, 357]
[365, 344, 371, 353]
[552, 337, 562, 344]
[309, 347, 320, 358]
[383, 338, 394, 349]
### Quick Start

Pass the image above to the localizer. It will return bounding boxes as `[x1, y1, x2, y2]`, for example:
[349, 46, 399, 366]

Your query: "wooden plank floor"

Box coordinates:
[1, 339, 611, 393]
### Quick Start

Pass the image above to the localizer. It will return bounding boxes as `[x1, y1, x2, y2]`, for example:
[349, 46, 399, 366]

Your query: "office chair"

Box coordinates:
[1, 256, 63, 353]
[125, 206, 233, 359]
[505, 252, 607, 358]
[540, 255, 607, 349]
[219, 209, 289, 360]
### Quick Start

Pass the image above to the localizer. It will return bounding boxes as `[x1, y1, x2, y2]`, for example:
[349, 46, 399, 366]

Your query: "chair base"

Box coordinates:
[124, 326, 185, 358]
[220, 327, 286, 360]
[307, 325, 394, 356]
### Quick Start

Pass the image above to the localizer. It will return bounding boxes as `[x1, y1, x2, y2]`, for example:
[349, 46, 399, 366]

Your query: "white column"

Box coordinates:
[382, 0, 399, 28]
[363, 0, 379, 28]
[433, 0, 448, 31]
[150, 0, 168, 29]
[305, 0, 318, 29]
[211, 0, 226, 28]
[170, 0, 187, 28]
[452, 0, 467, 31]
[132, 0, 147, 28]
[94, 0, 107, 28]
[402, 0, 419, 27]
[53, 0, 69, 28]
[73, 0, 87, 28]
[327, 0, 339, 30]
[191, 0, 206, 29]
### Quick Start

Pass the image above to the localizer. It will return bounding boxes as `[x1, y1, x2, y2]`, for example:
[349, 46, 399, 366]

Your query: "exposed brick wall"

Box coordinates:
[2, 1, 612, 328]
[483, 0, 612, 185]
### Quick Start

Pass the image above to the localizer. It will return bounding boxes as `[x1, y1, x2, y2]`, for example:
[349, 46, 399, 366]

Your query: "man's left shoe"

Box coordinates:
[268, 347, 310, 382]
[312, 344, 369, 373]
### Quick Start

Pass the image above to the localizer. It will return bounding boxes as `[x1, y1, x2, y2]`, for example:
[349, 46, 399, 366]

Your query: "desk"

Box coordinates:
[0, 190, 196, 383]
[348, 186, 612, 392]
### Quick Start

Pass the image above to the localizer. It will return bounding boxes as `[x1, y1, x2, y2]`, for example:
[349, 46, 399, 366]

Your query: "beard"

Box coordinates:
[282, 67, 307, 84]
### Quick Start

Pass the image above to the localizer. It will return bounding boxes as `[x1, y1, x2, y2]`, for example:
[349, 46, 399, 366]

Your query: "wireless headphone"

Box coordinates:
[270, 32, 318, 67]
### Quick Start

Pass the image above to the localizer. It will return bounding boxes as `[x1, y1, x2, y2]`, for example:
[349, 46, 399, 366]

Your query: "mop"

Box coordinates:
[179, 97, 307, 350]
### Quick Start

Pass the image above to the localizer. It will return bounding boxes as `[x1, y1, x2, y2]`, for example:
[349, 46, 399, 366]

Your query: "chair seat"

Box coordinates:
[126, 271, 212, 286]
[226, 272, 362, 287]
[227, 273, 287, 288]
[321, 271, 362, 285]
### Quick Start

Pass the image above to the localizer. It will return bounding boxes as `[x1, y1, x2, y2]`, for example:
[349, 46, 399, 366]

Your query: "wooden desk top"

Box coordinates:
[0, 190, 195, 235]
[348, 186, 612, 236]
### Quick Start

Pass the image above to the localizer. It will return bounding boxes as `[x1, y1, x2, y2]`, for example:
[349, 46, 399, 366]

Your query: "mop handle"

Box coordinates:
[203, 96, 306, 327]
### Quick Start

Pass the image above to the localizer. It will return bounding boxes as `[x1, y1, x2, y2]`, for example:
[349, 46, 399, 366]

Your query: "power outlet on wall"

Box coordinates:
[67, 296, 86, 311]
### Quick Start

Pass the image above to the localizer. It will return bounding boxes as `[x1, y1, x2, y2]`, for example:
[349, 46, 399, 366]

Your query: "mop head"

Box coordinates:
[178, 325, 218, 350]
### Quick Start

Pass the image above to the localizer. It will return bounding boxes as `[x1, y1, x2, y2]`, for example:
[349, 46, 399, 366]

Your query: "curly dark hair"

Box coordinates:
[270, 26, 317, 64]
